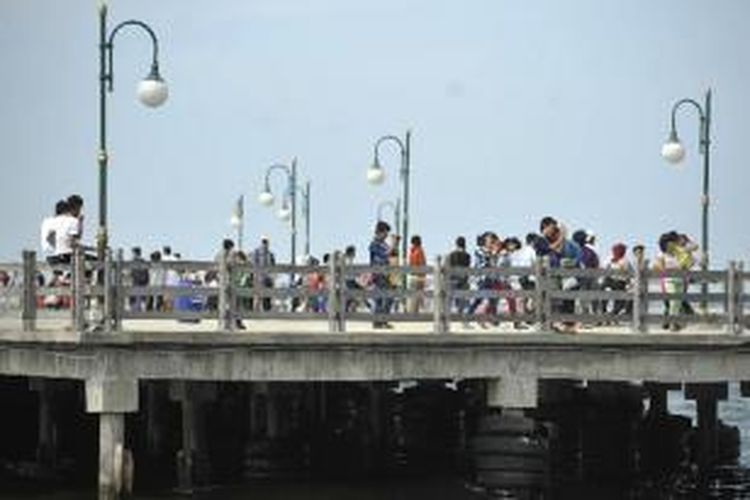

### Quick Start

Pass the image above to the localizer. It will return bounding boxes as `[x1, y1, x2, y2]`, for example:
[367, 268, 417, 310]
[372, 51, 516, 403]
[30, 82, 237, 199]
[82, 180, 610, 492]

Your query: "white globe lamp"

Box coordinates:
[258, 190, 274, 207]
[661, 131, 685, 164]
[277, 206, 292, 222]
[367, 163, 385, 185]
[137, 72, 168, 108]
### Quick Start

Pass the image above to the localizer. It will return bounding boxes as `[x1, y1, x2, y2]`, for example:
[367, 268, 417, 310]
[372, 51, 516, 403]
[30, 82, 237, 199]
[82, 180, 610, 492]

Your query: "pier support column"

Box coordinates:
[486, 377, 538, 409]
[86, 379, 139, 500]
[144, 381, 169, 458]
[170, 381, 216, 492]
[644, 382, 681, 418]
[685, 383, 728, 469]
[29, 379, 57, 467]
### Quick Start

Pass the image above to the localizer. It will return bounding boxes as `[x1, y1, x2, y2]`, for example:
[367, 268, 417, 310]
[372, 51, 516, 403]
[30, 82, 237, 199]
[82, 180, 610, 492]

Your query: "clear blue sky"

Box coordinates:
[1, 0, 749, 265]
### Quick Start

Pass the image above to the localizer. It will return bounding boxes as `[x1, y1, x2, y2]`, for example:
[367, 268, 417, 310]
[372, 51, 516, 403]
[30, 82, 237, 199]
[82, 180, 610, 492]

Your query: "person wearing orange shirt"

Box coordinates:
[408, 235, 426, 314]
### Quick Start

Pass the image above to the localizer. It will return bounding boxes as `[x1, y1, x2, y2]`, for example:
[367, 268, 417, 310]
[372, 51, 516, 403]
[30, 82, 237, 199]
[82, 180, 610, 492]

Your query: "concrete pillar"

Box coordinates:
[643, 382, 681, 418]
[29, 379, 56, 467]
[685, 383, 728, 469]
[169, 381, 216, 492]
[85, 379, 139, 500]
[486, 377, 538, 409]
[144, 382, 168, 457]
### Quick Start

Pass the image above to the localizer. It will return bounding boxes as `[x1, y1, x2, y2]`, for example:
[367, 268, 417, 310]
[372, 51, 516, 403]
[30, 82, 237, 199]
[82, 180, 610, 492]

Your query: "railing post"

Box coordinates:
[727, 261, 738, 334]
[72, 247, 86, 332]
[218, 251, 233, 331]
[22, 250, 37, 332]
[113, 248, 124, 332]
[433, 255, 450, 334]
[632, 258, 646, 333]
[534, 258, 548, 330]
[738, 262, 746, 334]
[103, 248, 112, 333]
[328, 251, 344, 332]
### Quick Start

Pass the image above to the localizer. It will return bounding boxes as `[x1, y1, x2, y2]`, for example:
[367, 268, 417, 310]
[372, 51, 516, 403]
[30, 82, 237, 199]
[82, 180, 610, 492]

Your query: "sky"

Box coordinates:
[1, 0, 749, 266]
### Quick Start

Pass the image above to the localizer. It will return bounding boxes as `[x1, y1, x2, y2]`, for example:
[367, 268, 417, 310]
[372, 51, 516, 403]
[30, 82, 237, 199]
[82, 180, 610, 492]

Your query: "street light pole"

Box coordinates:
[377, 199, 401, 237]
[98, 1, 168, 259]
[300, 181, 311, 258]
[367, 130, 411, 261]
[661, 89, 713, 270]
[259, 158, 298, 265]
[230, 194, 244, 251]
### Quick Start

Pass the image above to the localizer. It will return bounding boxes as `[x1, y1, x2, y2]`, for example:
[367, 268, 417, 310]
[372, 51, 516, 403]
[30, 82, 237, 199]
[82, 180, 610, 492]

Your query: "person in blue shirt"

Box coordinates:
[369, 221, 393, 329]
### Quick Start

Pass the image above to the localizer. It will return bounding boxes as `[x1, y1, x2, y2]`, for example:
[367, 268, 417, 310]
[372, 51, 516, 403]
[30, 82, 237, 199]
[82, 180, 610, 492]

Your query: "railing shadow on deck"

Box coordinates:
[0, 249, 746, 335]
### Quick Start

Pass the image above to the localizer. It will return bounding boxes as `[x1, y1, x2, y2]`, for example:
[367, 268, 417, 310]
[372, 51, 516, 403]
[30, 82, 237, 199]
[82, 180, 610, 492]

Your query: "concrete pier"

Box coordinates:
[85, 379, 138, 500]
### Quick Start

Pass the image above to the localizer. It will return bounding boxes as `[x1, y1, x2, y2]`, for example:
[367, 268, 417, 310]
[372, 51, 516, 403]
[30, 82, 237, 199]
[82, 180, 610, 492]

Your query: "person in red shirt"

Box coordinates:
[408, 235, 426, 313]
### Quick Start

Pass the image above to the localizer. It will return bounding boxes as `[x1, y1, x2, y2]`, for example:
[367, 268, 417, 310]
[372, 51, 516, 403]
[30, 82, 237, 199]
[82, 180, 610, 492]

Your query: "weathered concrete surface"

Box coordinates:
[86, 379, 139, 414]
[0, 326, 749, 384]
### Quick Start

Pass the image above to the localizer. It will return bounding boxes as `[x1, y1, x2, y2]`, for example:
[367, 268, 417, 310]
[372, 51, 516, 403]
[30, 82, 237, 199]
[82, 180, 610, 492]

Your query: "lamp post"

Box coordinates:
[281, 182, 312, 259]
[367, 130, 411, 261]
[258, 158, 298, 265]
[661, 89, 712, 309]
[297, 181, 312, 258]
[376, 199, 401, 239]
[661, 90, 712, 264]
[98, 1, 168, 259]
[230, 195, 244, 251]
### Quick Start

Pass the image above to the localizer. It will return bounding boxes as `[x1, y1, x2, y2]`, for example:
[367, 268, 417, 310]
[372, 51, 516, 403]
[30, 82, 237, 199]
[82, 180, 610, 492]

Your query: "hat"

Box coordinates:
[260, 235, 270, 242]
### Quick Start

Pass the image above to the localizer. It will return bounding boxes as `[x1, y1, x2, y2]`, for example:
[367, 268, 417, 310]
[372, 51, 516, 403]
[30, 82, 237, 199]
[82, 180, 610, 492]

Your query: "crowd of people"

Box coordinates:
[27, 198, 704, 333]
[366, 216, 701, 331]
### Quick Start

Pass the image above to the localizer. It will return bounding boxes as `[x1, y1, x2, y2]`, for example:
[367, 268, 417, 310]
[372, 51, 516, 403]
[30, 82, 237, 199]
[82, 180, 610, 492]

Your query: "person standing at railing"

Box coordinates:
[572, 229, 601, 319]
[603, 243, 633, 319]
[148, 251, 166, 312]
[467, 232, 500, 327]
[408, 235, 426, 314]
[541, 217, 582, 332]
[448, 236, 471, 323]
[252, 236, 276, 312]
[675, 233, 698, 316]
[369, 221, 393, 329]
[129, 247, 149, 313]
[653, 232, 685, 332]
[502, 237, 526, 328]
[510, 233, 538, 319]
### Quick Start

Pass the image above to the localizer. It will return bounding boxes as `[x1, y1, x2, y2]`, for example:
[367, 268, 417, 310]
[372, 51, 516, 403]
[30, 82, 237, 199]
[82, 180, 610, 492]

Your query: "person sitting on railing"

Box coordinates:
[369, 220, 393, 329]
[40, 200, 68, 263]
[47, 199, 81, 266]
[602, 243, 633, 319]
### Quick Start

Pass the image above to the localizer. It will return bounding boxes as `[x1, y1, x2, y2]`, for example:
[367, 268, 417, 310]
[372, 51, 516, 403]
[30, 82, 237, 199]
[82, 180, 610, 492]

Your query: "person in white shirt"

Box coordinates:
[510, 233, 539, 317]
[47, 201, 81, 265]
[40, 200, 68, 261]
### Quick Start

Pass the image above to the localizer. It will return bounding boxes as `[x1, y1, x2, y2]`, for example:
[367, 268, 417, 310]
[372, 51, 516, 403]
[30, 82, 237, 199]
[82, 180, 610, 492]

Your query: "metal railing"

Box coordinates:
[0, 250, 746, 335]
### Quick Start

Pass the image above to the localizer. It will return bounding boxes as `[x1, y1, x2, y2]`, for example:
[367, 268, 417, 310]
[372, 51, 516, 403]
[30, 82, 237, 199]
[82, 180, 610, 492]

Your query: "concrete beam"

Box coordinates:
[86, 379, 139, 414]
[684, 382, 728, 401]
[486, 377, 538, 409]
